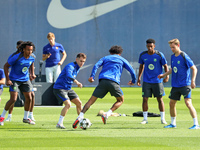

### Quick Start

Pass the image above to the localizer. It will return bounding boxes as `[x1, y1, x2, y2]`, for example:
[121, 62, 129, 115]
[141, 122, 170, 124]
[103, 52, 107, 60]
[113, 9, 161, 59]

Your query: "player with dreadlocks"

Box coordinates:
[0, 41, 36, 126]
[5, 41, 36, 122]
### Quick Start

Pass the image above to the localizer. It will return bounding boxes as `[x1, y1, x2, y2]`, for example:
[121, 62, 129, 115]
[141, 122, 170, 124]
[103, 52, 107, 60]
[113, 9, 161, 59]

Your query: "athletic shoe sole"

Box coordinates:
[72, 118, 80, 129]
[101, 114, 107, 124]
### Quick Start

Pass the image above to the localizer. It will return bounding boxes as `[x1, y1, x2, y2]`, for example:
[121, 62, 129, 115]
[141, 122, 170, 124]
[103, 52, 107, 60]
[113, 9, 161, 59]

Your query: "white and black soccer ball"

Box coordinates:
[79, 118, 92, 130]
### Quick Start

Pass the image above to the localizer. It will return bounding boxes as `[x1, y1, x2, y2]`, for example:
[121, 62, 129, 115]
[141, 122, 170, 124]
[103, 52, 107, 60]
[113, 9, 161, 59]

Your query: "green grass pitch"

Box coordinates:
[0, 87, 200, 150]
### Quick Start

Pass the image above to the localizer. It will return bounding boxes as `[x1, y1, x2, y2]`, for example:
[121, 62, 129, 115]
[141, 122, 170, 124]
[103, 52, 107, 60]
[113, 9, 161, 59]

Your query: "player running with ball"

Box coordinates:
[53, 53, 86, 129]
[72, 45, 136, 128]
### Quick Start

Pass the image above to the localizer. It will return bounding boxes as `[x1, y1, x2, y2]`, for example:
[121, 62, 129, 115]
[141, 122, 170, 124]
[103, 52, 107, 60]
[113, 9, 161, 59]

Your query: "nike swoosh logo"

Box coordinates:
[80, 64, 93, 70]
[47, 0, 136, 29]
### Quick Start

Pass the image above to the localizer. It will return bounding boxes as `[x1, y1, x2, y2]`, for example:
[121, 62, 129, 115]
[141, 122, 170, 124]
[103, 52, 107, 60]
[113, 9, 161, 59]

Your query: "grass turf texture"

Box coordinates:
[0, 87, 200, 150]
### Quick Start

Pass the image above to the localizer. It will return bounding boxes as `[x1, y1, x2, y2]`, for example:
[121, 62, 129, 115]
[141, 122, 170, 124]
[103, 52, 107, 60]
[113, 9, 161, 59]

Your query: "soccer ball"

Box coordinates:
[79, 118, 92, 130]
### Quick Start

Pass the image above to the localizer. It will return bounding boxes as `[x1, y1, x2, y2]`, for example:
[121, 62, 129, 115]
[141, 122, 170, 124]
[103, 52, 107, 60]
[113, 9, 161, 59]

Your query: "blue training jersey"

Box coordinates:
[90, 54, 136, 84]
[0, 68, 5, 90]
[171, 51, 194, 87]
[138, 50, 167, 83]
[53, 62, 80, 90]
[8, 52, 35, 82]
[43, 42, 65, 67]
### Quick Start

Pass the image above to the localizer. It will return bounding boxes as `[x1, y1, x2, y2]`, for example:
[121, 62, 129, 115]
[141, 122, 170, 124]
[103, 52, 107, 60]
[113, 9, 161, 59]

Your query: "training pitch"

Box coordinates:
[0, 87, 200, 150]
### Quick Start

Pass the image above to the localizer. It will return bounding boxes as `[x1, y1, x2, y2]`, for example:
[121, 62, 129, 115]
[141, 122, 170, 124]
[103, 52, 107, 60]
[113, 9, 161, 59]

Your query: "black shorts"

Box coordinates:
[53, 89, 79, 104]
[9, 80, 33, 92]
[142, 82, 165, 98]
[92, 79, 123, 98]
[169, 86, 191, 101]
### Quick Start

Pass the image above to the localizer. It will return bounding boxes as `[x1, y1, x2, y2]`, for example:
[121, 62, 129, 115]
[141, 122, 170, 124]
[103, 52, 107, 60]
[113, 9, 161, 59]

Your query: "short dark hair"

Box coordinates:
[14, 40, 24, 54]
[17, 40, 23, 46]
[146, 39, 155, 44]
[109, 45, 123, 54]
[18, 41, 36, 52]
[76, 53, 86, 59]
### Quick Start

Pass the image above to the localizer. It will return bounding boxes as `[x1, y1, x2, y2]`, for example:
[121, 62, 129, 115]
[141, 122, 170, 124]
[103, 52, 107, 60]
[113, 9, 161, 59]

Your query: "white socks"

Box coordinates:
[1, 109, 7, 118]
[106, 109, 113, 119]
[171, 117, 176, 125]
[29, 112, 33, 117]
[58, 115, 64, 125]
[8, 114, 12, 118]
[160, 111, 165, 121]
[24, 111, 29, 119]
[143, 111, 148, 120]
[78, 112, 84, 120]
[193, 117, 199, 126]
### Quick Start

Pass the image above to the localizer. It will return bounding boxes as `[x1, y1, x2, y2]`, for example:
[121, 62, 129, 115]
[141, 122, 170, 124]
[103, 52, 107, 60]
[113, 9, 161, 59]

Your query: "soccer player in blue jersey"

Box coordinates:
[5, 41, 36, 122]
[43, 32, 67, 83]
[137, 39, 169, 124]
[0, 68, 5, 103]
[0, 41, 36, 126]
[158, 38, 199, 129]
[53, 53, 86, 129]
[72, 45, 136, 128]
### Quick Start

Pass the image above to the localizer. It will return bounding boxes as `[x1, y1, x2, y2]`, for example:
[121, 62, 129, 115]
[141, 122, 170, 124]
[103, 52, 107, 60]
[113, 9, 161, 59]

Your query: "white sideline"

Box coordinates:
[34, 106, 76, 108]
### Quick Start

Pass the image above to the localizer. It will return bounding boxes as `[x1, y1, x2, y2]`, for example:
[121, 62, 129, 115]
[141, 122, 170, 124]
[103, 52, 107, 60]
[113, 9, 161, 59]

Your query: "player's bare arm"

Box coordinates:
[190, 65, 197, 89]
[137, 64, 144, 86]
[88, 77, 94, 83]
[128, 80, 134, 86]
[158, 68, 172, 79]
[58, 51, 67, 65]
[74, 79, 82, 88]
[42, 53, 51, 61]
[163, 64, 169, 83]
[29, 63, 36, 81]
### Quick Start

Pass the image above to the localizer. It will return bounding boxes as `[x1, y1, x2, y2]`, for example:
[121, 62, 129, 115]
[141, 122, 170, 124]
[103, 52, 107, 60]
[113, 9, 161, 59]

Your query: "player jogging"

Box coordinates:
[5, 41, 36, 122]
[0, 41, 36, 126]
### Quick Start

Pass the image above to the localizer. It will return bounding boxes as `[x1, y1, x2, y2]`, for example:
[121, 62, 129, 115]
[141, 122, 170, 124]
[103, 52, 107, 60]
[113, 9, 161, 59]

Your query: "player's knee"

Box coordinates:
[117, 97, 124, 103]
[169, 101, 175, 108]
[76, 100, 82, 108]
[79, 100, 82, 107]
[143, 97, 148, 103]
[64, 100, 71, 108]
[185, 99, 192, 108]
[11, 98, 17, 103]
[185, 101, 192, 108]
